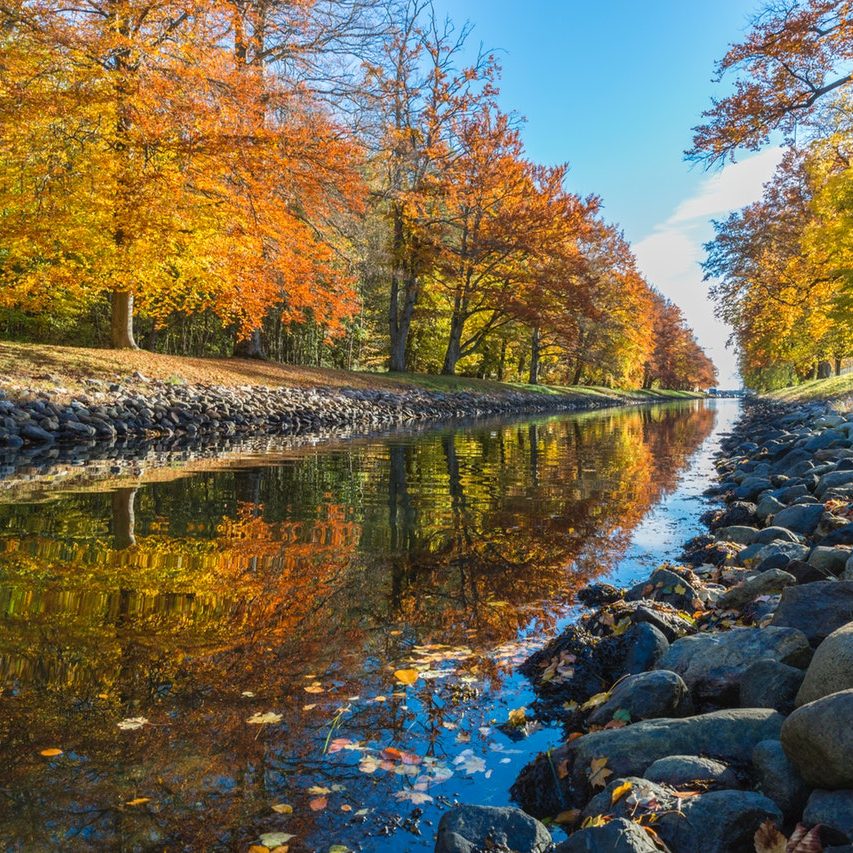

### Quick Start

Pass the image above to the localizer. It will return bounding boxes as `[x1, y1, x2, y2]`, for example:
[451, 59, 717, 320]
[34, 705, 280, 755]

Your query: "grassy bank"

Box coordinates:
[765, 373, 853, 404]
[0, 341, 703, 401]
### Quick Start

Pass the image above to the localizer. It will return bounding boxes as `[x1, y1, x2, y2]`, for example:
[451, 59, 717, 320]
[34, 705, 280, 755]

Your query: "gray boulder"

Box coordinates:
[804, 790, 853, 844]
[434, 805, 552, 853]
[781, 689, 853, 788]
[664, 789, 783, 853]
[755, 526, 803, 545]
[588, 670, 691, 726]
[752, 739, 810, 818]
[771, 581, 853, 645]
[20, 423, 55, 443]
[626, 568, 699, 611]
[757, 494, 786, 522]
[620, 622, 670, 675]
[658, 627, 811, 704]
[809, 546, 852, 576]
[570, 709, 784, 790]
[717, 569, 796, 610]
[717, 525, 760, 545]
[747, 541, 810, 567]
[554, 818, 658, 853]
[797, 621, 853, 705]
[736, 476, 773, 501]
[740, 659, 805, 715]
[771, 503, 826, 535]
[644, 754, 738, 787]
[817, 470, 853, 499]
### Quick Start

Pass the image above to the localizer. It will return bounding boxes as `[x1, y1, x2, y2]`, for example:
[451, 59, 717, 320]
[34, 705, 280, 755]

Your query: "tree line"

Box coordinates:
[0, 0, 715, 389]
[691, 0, 853, 390]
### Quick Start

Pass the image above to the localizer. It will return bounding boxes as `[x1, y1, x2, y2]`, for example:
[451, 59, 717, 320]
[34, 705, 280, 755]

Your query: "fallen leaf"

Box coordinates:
[246, 712, 282, 725]
[611, 780, 633, 804]
[555, 808, 581, 825]
[307, 786, 331, 795]
[259, 833, 295, 847]
[39, 748, 63, 757]
[125, 797, 150, 806]
[580, 692, 610, 711]
[394, 790, 433, 804]
[247, 846, 268, 853]
[581, 814, 609, 828]
[271, 803, 293, 814]
[393, 669, 420, 685]
[753, 819, 787, 853]
[117, 717, 148, 731]
[329, 846, 350, 853]
[507, 707, 527, 727]
[304, 682, 324, 694]
[588, 757, 613, 789]
[785, 823, 824, 853]
[309, 797, 328, 811]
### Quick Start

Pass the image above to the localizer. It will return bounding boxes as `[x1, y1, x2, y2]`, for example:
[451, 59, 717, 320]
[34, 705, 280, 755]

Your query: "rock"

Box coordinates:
[740, 659, 805, 714]
[820, 523, 853, 547]
[580, 777, 676, 821]
[664, 789, 783, 853]
[626, 568, 699, 611]
[796, 621, 853, 705]
[757, 494, 786, 522]
[717, 568, 796, 610]
[809, 546, 851, 576]
[718, 525, 760, 545]
[577, 584, 624, 607]
[786, 558, 836, 585]
[781, 689, 853, 788]
[754, 526, 803, 545]
[644, 754, 738, 787]
[587, 670, 691, 726]
[20, 423, 54, 444]
[714, 501, 759, 529]
[748, 541, 810, 568]
[771, 581, 853, 645]
[631, 604, 694, 642]
[736, 475, 773, 501]
[569, 709, 784, 789]
[658, 627, 811, 705]
[771, 503, 826, 535]
[817, 470, 853, 499]
[620, 622, 670, 674]
[434, 805, 552, 853]
[803, 790, 853, 844]
[554, 817, 658, 852]
[752, 739, 810, 818]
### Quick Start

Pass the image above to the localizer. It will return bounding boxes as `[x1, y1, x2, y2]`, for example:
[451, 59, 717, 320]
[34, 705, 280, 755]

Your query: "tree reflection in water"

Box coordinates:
[0, 403, 714, 851]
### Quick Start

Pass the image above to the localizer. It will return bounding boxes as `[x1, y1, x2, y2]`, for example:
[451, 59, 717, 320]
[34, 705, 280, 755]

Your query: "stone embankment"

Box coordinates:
[0, 374, 654, 452]
[436, 398, 853, 853]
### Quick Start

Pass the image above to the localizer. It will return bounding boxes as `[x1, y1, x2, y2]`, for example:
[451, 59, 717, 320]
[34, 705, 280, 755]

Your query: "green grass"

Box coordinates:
[766, 373, 853, 403]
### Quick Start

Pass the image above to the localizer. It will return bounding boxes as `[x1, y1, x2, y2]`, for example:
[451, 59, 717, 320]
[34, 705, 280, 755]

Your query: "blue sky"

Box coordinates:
[432, 0, 782, 386]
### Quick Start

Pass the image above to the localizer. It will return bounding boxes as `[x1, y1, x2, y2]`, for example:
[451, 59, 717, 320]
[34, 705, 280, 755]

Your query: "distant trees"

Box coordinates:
[693, 0, 853, 389]
[0, 0, 713, 390]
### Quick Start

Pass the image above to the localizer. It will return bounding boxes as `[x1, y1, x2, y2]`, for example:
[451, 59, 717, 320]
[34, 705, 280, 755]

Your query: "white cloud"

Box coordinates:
[633, 147, 784, 388]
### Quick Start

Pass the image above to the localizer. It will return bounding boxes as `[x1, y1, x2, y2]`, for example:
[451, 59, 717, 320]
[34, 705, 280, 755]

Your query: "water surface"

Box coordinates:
[0, 400, 735, 851]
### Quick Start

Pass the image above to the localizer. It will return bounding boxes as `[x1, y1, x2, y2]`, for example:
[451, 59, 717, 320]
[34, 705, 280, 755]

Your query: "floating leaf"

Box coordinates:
[507, 707, 527, 727]
[271, 803, 293, 814]
[259, 833, 295, 847]
[358, 755, 382, 774]
[309, 797, 328, 811]
[117, 717, 148, 731]
[247, 712, 282, 725]
[394, 790, 433, 804]
[611, 781, 633, 804]
[247, 846, 268, 853]
[393, 669, 420, 685]
[304, 682, 324, 694]
[125, 797, 150, 807]
[453, 749, 486, 774]
[39, 748, 62, 757]
[588, 757, 613, 789]
[329, 846, 350, 853]
[307, 786, 331, 795]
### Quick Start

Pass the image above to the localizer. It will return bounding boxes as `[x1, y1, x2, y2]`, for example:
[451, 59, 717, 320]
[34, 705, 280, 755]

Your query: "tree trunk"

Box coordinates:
[112, 487, 137, 549]
[442, 307, 465, 375]
[835, 357, 843, 376]
[497, 339, 507, 382]
[572, 361, 583, 386]
[235, 328, 265, 359]
[528, 327, 541, 385]
[111, 291, 137, 349]
[818, 360, 832, 379]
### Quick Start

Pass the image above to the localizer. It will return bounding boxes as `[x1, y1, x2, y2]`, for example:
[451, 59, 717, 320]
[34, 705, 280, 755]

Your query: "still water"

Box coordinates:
[0, 400, 736, 852]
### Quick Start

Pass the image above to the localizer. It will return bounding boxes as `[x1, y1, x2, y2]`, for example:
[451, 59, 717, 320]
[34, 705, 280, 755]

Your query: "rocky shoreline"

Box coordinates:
[436, 398, 853, 852]
[0, 373, 680, 454]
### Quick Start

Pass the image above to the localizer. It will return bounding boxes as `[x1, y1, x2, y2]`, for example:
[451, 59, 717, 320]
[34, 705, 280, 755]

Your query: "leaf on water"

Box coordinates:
[125, 797, 150, 806]
[259, 833, 295, 847]
[117, 717, 149, 731]
[754, 820, 787, 853]
[307, 786, 331, 795]
[329, 846, 350, 853]
[358, 755, 382, 774]
[247, 846, 268, 853]
[453, 749, 486, 774]
[246, 712, 282, 725]
[588, 757, 613, 789]
[241, 691, 255, 697]
[507, 707, 527, 727]
[393, 669, 420, 685]
[303, 704, 318, 711]
[394, 790, 433, 804]
[340, 804, 352, 812]
[355, 809, 369, 817]
[271, 803, 293, 814]
[554, 809, 581, 826]
[372, 695, 387, 703]
[39, 748, 63, 757]
[304, 682, 324, 694]
[308, 797, 328, 811]
[611, 781, 633, 804]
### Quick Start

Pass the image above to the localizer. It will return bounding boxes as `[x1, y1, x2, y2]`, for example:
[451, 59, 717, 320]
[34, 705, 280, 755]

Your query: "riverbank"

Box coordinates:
[766, 373, 853, 404]
[0, 342, 701, 452]
[436, 397, 853, 852]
